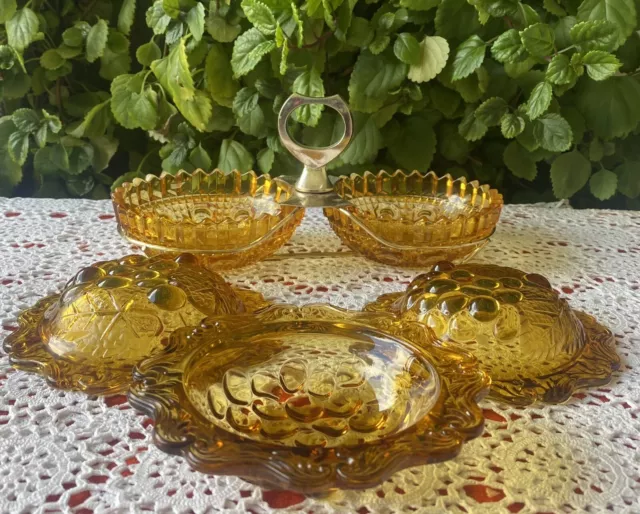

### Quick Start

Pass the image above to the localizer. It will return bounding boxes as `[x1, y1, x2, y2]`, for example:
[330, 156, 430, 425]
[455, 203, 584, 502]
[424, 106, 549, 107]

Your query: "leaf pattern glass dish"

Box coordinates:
[3, 254, 270, 395]
[128, 304, 490, 494]
[324, 171, 503, 267]
[112, 169, 305, 270]
[366, 262, 620, 405]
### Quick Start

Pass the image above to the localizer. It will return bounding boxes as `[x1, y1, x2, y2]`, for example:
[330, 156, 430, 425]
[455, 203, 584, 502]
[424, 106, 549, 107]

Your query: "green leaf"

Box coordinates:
[582, 50, 621, 80]
[534, 113, 573, 152]
[217, 139, 254, 172]
[439, 122, 469, 164]
[514, 3, 540, 26]
[186, 3, 205, 41]
[400, 0, 440, 10]
[546, 54, 577, 85]
[0, 0, 17, 23]
[589, 139, 604, 161]
[207, 15, 242, 42]
[40, 49, 65, 70]
[242, 0, 277, 35]
[459, 105, 488, 141]
[34, 143, 69, 173]
[501, 112, 526, 138]
[526, 81, 552, 120]
[504, 141, 537, 180]
[137, 41, 162, 66]
[369, 33, 390, 55]
[292, 69, 325, 126]
[291, 2, 304, 46]
[475, 97, 508, 126]
[233, 87, 259, 118]
[520, 23, 555, 57]
[338, 113, 382, 165]
[67, 143, 95, 175]
[589, 168, 617, 199]
[8, 132, 28, 165]
[543, 0, 566, 16]
[435, 0, 480, 42]
[151, 38, 194, 99]
[576, 76, 640, 138]
[570, 20, 617, 52]
[615, 161, 640, 198]
[231, 28, 276, 77]
[86, 19, 109, 63]
[491, 29, 526, 63]
[110, 73, 158, 130]
[118, 0, 136, 35]
[257, 147, 274, 172]
[205, 103, 234, 132]
[347, 17, 373, 48]
[163, 0, 180, 18]
[429, 84, 461, 118]
[90, 135, 118, 172]
[387, 115, 435, 171]
[175, 90, 213, 132]
[68, 100, 111, 138]
[408, 36, 449, 83]
[63, 26, 84, 47]
[349, 50, 408, 112]
[550, 150, 591, 198]
[577, 0, 636, 47]
[12, 108, 40, 132]
[147, 1, 171, 34]
[394, 33, 421, 65]
[205, 44, 239, 108]
[100, 31, 131, 80]
[6, 7, 39, 51]
[57, 44, 82, 59]
[189, 143, 212, 170]
[452, 35, 486, 81]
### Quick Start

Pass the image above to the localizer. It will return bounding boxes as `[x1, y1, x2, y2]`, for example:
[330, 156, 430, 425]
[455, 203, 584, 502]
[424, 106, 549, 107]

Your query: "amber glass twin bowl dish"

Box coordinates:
[324, 171, 503, 267]
[129, 305, 490, 494]
[112, 169, 304, 270]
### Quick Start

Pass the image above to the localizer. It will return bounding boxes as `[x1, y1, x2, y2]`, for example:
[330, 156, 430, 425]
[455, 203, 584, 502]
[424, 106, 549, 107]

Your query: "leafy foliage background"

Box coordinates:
[0, 0, 639, 207]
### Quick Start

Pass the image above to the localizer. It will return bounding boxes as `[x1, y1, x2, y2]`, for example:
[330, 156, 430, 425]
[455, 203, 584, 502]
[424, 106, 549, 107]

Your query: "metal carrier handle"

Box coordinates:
[278, 94, 353, 194]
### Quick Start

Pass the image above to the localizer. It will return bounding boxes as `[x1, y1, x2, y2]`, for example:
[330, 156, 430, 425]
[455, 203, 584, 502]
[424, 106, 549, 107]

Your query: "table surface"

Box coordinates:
[0, 197, 638, 514]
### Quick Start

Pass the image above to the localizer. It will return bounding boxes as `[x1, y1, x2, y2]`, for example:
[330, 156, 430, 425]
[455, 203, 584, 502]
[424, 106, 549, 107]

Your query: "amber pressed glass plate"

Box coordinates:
[324, 171, 503, 267]
[3, 254, 270, 395]
[366, 262, 620, 405]
[112, 169, 305, 270]
[128, 305, 490, 493]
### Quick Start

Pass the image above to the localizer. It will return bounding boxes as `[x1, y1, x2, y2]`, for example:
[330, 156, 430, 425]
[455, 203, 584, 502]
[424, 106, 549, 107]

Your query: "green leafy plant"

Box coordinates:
[1, 0, 639, 206]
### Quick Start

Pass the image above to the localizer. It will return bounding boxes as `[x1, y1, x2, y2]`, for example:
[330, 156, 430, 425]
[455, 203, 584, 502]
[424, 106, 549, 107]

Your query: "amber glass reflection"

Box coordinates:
[366, 262, 620, 404]
[129, 305, 490, 493]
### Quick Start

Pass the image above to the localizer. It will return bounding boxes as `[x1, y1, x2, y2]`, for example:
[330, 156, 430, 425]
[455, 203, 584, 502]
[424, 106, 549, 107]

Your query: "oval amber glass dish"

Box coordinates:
[366, 262, 620, 405]
[112, 169, 305, 270]
[3, 254, 270, 395]
[129, 305, 490, 494]
[324, 171, 503, 267]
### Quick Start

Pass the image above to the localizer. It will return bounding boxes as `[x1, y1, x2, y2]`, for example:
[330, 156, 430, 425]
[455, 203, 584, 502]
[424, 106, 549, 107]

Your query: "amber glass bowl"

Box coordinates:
[366, 262, 620, 405]
[112, 170, 305, 270]
[3, 254, 270, 395]
[324, 171, 503, 267]
[129, 305, 490, 493]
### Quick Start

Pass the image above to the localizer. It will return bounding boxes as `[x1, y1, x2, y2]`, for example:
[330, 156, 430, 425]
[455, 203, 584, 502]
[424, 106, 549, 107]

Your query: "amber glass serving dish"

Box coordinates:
[3, 254, 270, 395]
[366, 262, 620, 405]
[324, 171, 503, 267]
[129, 305, 490, 494]
[112, 169, 305, 270]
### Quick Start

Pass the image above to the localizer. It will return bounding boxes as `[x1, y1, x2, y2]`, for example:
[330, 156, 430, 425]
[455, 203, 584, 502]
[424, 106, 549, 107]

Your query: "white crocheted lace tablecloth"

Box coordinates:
[0, 197, 638, 514]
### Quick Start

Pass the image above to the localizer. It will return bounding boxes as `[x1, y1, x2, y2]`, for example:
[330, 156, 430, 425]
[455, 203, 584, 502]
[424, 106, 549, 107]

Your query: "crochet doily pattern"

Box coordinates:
[0, 198, 638, 513]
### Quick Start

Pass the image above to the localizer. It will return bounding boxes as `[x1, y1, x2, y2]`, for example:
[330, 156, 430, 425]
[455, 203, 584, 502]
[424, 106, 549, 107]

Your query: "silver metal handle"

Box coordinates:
[278, 94, 353, 194]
